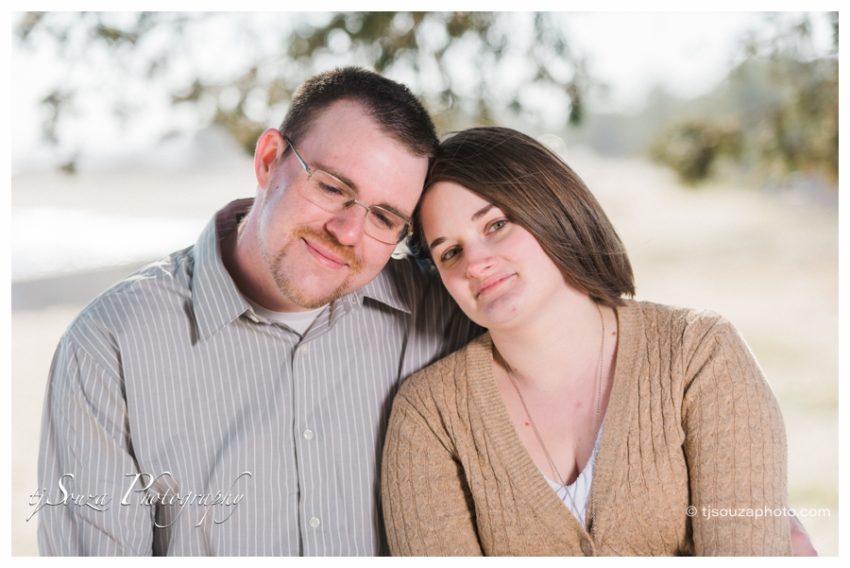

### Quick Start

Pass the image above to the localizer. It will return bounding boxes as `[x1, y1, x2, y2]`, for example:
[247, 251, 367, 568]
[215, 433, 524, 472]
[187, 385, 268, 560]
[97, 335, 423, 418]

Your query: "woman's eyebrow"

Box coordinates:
[428, 236, 446, 251]
[428, 204, 497, 251]
[471, 204, 494, 221]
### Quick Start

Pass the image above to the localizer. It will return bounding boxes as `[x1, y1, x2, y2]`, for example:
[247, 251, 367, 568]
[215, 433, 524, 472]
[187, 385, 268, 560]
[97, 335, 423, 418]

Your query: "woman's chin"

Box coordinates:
[469, 294, 526, 331]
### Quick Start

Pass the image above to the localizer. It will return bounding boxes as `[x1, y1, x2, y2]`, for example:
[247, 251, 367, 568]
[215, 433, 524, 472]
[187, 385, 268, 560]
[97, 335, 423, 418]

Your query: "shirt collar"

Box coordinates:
[354, 258, 414, 315]
[191, 198, 254, 342]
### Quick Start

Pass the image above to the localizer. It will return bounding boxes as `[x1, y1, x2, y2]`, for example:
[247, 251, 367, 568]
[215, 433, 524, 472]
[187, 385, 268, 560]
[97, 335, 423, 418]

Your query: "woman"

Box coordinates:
[381, 127, 795, 555]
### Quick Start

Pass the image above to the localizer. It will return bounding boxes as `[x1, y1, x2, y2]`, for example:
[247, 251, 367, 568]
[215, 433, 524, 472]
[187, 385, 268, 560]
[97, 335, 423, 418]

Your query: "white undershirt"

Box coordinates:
[245, 298, 327, 335]
[543, 423, 605, 528]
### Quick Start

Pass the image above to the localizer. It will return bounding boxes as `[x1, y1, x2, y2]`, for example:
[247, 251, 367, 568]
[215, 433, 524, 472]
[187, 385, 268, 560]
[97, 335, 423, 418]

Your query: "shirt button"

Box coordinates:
[308, 516, 321, 529]
[580, 537, 594, 556]
[300, 345, 310, 354]
[303, 429, 315, 441]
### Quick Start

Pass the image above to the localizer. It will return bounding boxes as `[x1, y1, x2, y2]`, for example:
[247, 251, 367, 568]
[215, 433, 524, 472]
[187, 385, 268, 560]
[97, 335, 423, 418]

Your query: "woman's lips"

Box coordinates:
[475, 273, 517, 298]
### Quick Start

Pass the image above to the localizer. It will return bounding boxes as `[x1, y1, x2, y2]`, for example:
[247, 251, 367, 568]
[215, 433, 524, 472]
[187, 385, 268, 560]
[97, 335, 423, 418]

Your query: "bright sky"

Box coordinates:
[563, 12, 759, 111]
[562, 11, 834, 112]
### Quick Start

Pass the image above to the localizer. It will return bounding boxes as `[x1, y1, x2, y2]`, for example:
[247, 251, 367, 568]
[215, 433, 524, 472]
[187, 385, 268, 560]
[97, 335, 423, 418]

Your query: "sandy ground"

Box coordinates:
[11, 152, 838, 555]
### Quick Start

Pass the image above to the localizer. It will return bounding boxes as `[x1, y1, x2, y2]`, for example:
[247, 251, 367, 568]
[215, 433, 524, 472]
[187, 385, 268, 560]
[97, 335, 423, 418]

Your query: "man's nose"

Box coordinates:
[325, 202, 368, 246]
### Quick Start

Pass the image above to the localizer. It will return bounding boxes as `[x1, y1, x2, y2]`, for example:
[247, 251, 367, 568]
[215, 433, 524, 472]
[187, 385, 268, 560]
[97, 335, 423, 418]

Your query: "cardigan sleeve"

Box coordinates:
[381, 386, 483, 556]
[681, 317, 792, 556]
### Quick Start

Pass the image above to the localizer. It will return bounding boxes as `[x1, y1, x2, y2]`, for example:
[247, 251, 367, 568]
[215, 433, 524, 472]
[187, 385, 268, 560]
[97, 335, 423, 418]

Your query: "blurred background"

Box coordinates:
[10, 11, 838, 555]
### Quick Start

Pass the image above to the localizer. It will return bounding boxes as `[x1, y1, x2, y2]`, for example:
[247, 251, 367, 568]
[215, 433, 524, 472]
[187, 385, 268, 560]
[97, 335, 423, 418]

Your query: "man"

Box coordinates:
[37, 67, 479, 555]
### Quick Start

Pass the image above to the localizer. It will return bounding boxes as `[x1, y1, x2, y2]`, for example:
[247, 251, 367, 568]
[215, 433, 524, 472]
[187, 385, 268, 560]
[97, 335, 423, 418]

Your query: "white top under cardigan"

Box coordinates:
[543, 424, 605, 527]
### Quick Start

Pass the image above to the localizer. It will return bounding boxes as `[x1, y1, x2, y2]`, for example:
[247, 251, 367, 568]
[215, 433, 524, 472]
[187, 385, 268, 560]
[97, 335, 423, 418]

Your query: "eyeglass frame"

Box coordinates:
[282, 134, 412, 245]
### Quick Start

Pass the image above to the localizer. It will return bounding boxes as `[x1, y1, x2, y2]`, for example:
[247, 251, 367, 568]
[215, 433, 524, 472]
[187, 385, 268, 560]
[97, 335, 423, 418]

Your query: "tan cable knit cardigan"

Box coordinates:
[381, 300, 791, 556]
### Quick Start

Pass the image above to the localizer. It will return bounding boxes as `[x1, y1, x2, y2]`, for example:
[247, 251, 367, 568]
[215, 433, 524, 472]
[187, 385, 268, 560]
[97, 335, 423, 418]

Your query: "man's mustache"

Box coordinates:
[292, 227, 362, 272]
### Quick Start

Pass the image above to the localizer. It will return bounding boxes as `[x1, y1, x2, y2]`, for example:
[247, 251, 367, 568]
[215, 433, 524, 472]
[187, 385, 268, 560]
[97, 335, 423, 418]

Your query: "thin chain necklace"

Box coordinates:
[503, 302, 606, 514]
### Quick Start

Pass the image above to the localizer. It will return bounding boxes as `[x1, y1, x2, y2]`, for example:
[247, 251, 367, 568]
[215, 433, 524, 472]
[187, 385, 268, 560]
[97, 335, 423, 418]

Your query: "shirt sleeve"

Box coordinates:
[381, 389, 483, 556]
[681, 317, 792, 556]
[37, 331, 154, 555]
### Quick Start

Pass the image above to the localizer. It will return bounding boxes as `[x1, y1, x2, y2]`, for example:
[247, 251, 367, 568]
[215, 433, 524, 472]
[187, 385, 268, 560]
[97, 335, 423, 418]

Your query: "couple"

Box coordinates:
[38, 67, 807, 555]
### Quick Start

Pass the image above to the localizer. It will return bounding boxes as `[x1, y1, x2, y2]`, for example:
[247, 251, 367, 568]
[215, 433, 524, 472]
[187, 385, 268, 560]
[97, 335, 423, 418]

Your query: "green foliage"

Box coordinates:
[14, 12, 588, 170]
[650, 120, 741, 185]
[735, 54, 838, 183]
[649, 13, 837, 186]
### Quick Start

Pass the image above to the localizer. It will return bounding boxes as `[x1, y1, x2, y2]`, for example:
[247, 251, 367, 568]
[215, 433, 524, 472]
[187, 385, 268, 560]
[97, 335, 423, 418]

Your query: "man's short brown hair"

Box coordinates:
[280, 67, 438, 159]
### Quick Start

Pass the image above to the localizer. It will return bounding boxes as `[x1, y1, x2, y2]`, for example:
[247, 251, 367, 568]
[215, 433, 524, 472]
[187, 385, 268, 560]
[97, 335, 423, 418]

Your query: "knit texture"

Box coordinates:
[381, 300, 791, 556]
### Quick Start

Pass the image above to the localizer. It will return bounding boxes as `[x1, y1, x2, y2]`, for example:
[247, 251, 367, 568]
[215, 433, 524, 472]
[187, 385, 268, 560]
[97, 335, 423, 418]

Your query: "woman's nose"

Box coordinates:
[463, 244, 495, 279]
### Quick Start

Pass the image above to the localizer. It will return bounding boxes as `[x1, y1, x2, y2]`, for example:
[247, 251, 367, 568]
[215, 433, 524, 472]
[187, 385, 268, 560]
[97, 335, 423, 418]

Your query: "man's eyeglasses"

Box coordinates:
[284, 136, 411, 245]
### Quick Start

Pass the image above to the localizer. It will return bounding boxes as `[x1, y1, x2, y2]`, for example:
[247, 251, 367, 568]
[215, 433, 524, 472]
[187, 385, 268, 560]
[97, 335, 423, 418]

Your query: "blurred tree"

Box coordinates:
[650, 119, 741, 185]
[14, 12, 589, 170]
[650, 12, 837, 186]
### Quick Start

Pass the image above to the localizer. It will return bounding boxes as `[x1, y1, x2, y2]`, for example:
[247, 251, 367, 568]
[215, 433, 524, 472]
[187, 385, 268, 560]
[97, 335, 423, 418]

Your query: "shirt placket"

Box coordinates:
[288, 299, 355, 555]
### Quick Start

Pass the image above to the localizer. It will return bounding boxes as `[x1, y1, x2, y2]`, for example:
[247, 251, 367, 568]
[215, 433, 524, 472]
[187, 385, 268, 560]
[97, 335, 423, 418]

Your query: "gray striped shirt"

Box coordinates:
[37, 200, 479, 556]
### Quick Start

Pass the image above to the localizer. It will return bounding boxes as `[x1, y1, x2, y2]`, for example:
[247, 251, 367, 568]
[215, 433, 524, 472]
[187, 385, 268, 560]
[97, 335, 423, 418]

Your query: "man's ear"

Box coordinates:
[254, 128, 287, 190]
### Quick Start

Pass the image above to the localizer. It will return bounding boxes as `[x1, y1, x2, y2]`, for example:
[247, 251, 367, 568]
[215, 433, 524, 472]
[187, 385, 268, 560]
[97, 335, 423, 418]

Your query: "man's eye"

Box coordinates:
[370, 210, 397, 230]
[439, 247, 460, 263]
[318, 182, 346, 197]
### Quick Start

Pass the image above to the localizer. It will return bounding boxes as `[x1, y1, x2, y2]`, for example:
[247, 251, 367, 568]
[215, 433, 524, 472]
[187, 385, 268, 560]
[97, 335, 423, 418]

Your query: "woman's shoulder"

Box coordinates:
[621, 298, 733, 340]
[620, 298, 752, 367]
[395, 332, 492, 413]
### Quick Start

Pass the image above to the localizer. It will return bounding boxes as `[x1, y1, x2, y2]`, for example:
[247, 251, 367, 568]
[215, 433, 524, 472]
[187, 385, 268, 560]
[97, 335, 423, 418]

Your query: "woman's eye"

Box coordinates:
[487, 219, 509, 233]
[439, 247, 460, 263]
